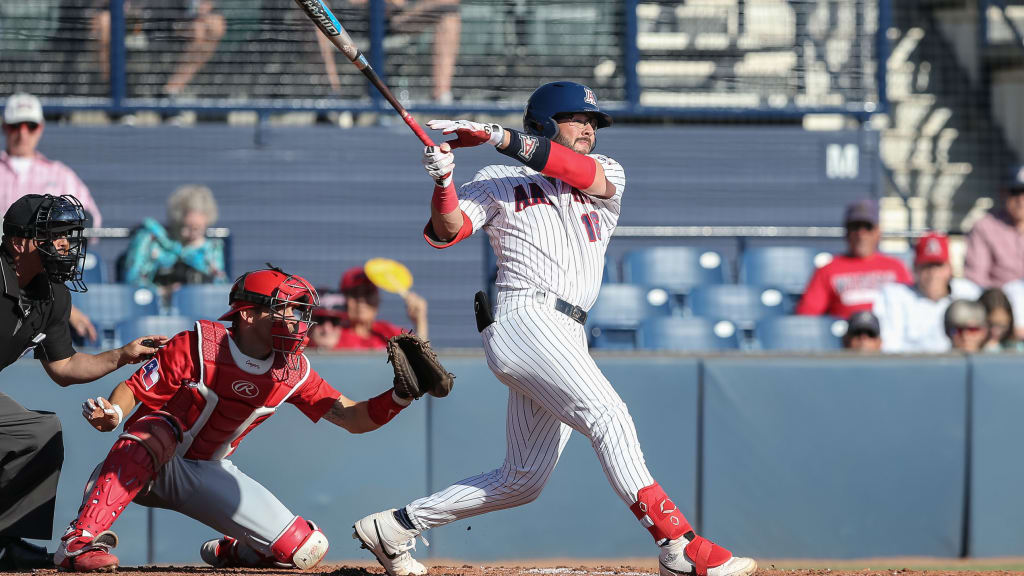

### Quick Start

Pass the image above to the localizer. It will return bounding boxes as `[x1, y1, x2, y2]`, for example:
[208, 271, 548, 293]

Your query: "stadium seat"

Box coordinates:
[739, 246, 830, 295]
[586, 284, 673, 349]
[621, 247, 726, 296]
[171, 284, 233, 322]
[81, 252, 107, 285]
[638, 317, 740, 351]
[116, 315, 195, 345]
[755, 315, 846, 351]
[71, 284, 160, 348]
[686, 284, 784, 329]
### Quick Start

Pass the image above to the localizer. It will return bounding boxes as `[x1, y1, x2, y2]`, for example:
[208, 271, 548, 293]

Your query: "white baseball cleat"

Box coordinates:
[659, 536, 757, 576]
[352, 509, 427, 576]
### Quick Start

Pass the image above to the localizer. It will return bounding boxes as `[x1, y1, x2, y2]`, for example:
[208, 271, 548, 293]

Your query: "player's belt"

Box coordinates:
[552, 297, 588, 325]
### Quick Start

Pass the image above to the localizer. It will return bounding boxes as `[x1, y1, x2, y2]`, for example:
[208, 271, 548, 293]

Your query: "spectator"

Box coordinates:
[978, 288, 1018, 352]
[873, 232, 981, 353]
[796, 198, 912, 318]
[964, 166, 1024, 288]
[308, 306, 347, 350]
[92, 1, 226, 98]
[0, 195, 164, 570]
[318, 0, 459, 102]
[842, 310, 882, 352]
[121, 185, 227, 296]
[1, 93, 102, 342]
[944, 299, 988, 353]
[308, 266, 427, 350]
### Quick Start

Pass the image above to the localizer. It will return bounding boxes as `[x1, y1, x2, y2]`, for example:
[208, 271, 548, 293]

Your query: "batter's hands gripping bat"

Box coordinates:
[292, 0, 435, 146]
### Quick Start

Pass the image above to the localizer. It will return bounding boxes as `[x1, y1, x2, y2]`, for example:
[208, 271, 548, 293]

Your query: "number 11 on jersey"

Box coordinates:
[581, 211, 602, 242]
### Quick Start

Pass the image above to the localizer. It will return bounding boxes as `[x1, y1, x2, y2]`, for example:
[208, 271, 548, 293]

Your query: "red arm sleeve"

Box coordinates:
[423, 211, 474, 249]
[288, 367, 342, 422]
[795, 266, 832, 315]
[123, 330, 198, 411]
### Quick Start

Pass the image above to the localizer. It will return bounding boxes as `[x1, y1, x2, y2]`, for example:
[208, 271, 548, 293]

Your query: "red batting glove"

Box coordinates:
[427, 119, 505, 149]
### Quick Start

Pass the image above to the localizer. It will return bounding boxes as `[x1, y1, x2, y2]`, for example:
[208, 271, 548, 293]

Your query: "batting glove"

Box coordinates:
[427, 119, 505, 149]
[423, 145, 455, 187]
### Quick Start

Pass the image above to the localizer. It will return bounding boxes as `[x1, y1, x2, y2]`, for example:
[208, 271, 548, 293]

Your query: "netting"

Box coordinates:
[0, 0, 878, 113]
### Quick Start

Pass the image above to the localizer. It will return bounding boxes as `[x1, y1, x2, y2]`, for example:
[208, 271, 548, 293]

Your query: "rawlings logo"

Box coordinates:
[141, 358, 160, 391]
[583, 87, 598, 106]
[519, 135, 539, 161]
[245, 360, 261, 369]
[231, 380, 259, 398]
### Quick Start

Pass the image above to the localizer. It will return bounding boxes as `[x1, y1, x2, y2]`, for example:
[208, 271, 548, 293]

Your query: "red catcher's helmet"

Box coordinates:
[219, 265, 320, 369]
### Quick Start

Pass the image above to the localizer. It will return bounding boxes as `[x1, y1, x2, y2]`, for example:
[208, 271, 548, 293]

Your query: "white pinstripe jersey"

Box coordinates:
[456, 154, 625, 310]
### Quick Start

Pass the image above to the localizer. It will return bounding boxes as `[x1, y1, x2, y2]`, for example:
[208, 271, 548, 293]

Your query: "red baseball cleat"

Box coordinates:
[54, 529, 119, 573]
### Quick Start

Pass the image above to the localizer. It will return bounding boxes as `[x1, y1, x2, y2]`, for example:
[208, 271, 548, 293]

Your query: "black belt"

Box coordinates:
[553, 297, 588, 325]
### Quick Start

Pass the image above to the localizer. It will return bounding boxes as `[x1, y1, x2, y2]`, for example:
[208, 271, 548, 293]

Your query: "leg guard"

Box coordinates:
[630, 483, 691, 544]
[74, 413, 181, 536]
[270, 517, 329, 570]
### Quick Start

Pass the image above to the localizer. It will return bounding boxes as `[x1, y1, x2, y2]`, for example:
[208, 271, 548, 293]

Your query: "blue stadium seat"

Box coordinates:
[621, 247, 726, 296]
[686, 285, 785, 329]
[71, 284, 160, 347]
[116, 315, 195, 345]
[755, 315, 846, 351]
[586, 284, 673, 349]
[81, 251, 107, 285]
[171, 284, 233, 322]
[638, 317, 740, 351]
[739, 246, 829, 296]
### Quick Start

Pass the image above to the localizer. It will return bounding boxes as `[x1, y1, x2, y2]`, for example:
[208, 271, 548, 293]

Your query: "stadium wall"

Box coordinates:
[3, 352, 1019, 564]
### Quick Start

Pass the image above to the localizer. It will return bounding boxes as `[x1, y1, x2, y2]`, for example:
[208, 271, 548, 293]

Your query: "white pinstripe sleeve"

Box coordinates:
[458, 169, 499, 233]
[591, 154, 625, 218]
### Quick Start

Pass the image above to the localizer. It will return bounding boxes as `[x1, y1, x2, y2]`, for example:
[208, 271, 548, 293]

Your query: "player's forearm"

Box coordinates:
[430, 201, 465, 242]
[108, 382, 138, 416]
[323, 397, 381, 434]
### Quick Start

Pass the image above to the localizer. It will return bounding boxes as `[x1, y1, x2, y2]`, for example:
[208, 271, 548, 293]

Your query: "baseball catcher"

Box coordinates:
[54, 265, 452, 572]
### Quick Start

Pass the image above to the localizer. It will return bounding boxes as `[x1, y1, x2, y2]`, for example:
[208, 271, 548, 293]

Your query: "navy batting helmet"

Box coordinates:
[523, 81, 612, 139]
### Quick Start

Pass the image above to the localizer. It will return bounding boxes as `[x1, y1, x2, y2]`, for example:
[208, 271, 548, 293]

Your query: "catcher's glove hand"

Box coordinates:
[387, 333, 455, 400]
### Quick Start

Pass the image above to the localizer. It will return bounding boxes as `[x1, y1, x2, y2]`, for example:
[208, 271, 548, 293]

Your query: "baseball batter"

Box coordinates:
[54, 266, 433, 572]
[353, 82, 756, 576]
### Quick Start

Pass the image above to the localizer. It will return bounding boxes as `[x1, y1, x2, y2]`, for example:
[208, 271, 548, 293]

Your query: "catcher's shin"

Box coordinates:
[387, 333, 454, 400]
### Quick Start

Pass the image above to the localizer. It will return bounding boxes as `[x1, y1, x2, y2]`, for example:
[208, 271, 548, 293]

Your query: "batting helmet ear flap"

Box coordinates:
[522, 112, 559, 139]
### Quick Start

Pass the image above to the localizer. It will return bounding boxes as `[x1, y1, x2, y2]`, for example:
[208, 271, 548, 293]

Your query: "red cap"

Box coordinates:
[915, 232, 949, 265]
[339, 266, 376, 293]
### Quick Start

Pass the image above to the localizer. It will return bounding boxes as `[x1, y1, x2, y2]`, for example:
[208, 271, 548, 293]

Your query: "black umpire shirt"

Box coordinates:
[0, 245, 75, 372]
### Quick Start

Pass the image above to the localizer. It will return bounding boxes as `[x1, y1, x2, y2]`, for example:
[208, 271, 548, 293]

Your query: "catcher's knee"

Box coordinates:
[270, 517, 328, 570]
[118, 411, 182, 470]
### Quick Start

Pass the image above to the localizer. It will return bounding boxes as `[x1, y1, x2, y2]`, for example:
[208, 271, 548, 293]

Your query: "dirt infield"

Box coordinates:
[6, 559, 1024, 576]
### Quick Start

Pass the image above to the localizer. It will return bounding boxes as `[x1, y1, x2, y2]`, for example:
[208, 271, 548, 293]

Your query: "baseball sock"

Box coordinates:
[393, 507, 417, 531]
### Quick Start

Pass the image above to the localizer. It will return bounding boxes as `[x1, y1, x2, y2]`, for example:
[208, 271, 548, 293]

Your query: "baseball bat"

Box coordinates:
[292, 0, 435, 146]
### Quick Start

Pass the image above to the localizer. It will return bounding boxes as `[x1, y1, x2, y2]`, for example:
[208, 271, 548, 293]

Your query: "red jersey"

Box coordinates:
[795, 252, 912, 318]
[124, 320, 341, 460]
[334, 321, 404, 350]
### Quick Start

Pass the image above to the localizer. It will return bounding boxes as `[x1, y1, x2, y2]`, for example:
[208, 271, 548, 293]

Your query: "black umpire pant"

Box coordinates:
[0, 392, 63, 540]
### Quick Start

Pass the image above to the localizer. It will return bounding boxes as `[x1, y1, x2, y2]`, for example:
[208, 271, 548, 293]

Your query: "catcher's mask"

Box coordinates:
[219, 265, 319, 370]
[3, 194, 88, 292]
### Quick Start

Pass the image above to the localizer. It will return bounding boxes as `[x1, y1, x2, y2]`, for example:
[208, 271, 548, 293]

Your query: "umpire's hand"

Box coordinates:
[119, 335, 169, 365]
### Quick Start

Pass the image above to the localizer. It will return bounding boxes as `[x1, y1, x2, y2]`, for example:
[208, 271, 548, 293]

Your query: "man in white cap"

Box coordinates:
[1, 93, 104, 341]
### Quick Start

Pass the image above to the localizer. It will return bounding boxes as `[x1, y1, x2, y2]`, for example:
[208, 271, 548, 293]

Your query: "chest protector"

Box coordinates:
[165, 319, 310, 460]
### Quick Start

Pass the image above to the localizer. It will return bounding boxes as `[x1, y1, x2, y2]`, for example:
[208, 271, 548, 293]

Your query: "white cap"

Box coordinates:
[3, 93, 43, 125]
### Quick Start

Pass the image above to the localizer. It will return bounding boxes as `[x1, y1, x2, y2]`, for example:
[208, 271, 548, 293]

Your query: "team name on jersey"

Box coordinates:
[513, 183, 595, 213]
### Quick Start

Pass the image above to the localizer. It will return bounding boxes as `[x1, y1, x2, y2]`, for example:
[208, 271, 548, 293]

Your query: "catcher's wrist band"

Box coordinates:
[392, 390, 412, 406]
[367, 389, 407, 426]
[499, 129, 597, 191]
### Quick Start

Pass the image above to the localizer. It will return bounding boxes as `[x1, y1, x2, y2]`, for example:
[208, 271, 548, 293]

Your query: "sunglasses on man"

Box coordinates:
[4, 122, 40, 132]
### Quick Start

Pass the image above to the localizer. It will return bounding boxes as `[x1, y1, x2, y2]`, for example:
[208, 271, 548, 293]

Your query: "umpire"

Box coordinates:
[0, 194, 164, 569]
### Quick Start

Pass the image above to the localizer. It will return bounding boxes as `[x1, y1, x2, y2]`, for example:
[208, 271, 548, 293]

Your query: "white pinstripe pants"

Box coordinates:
[407, 296, 655, 530]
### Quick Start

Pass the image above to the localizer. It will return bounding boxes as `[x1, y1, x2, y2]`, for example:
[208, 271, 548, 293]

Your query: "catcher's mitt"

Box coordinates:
[387, 333, 455, 400]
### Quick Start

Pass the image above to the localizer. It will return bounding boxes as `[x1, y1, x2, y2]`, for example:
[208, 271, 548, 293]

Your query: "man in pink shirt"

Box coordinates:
[964, 166, 1024, 288]
[796, 198, 912, 318]
[1, 93, 103, 340]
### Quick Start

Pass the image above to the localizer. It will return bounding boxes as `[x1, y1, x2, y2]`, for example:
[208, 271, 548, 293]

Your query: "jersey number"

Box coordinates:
[581, 212, 602, 242]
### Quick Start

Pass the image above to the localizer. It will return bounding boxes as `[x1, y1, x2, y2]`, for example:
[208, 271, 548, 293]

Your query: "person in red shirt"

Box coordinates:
[796, 197, 912, 318]
[309, 266, 428, 350]
[53, 266, 435, 572]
